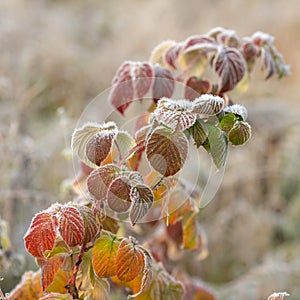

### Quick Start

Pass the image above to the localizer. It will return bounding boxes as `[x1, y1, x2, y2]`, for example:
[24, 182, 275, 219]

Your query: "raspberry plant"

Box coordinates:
[9, 27, 288, 299]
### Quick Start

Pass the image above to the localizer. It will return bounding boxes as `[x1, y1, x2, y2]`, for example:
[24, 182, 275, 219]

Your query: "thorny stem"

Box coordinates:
[66, 244, 86, 299]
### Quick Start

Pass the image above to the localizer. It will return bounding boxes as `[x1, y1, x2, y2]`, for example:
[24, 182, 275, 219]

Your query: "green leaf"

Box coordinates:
[71, 122, 117, 168]
[92, 231, 120, 278]
[220, 113, 237, 132]
[223, 104, 248, 121]
[189, 118, 208, 148]
[113, 130, 136, 161]
[146, 126, 189, 177]
[228, 121, 251, 146]
[206, 124, 228, 169]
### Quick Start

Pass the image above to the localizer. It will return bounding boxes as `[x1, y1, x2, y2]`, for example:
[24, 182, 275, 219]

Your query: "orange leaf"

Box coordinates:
[116, 239, 144, 282]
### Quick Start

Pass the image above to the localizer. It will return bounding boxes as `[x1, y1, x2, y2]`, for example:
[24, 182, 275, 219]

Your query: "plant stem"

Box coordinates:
[66, 244, 86, 299]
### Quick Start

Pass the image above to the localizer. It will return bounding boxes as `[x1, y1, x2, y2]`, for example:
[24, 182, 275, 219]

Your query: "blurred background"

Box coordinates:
[0, 0, 299, 298]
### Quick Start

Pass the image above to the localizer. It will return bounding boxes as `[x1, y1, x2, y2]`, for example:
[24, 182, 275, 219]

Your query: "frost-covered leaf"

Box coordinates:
[39, 293, 70, 300]
[58, 206, 85, 247]
[8, 271, 43, 300]
[146, 126, 189, 177]
[46, 269, 70, 294]
[128, 248, 153, 299]
[129, 184, 154, 225]
[189, 118, 208, 148]
[261, 46, 276, 79]
[92, 232, 120, 278]
[192, 94, 224, 115]
[110, 61, 134, 115]
[116, 239, 144, 282]
[86, 128, 117, 166]
[101, 216, 120, 234]
[214, 46, 246, 93]
[228, 121, 251, 146]
[223, 104, 248, 121]
[82, 277, 110, 300]
[164, 43, 182, 69]
[154, 98, 196, 132]
[268, 292, 290, 300]
[206, 124, 228, 169]
[113, 131, 136, 161]
[220, 113, 237, 132]
[78, 206, 99, 244]
[133, 62, 153, 100]
[152, 65, 175, 103]
[185, 76, 211, 101]
[149, 40, 176, 66]
[41, 254, 64, 291]
[107, 176, 132, 213]
[71, 122, 117, 168]
[24, 210, 58, 258]
[87, 164, 120, 200]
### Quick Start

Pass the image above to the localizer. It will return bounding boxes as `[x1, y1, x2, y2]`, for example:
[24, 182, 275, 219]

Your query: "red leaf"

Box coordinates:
[107, 176, 132, 213]
[164, 44, 182, 69]
[152, 65, 175, 103]
[183, 35, 216, 51]
[185, 76, 211, 101]
[87, 164, 120, 200]
[133, 62, 153, 100]
[24, 210, 58, 258]
[92, 232, 120, 277]
[78, 206, 99, 244]
[242, 41, 259, 60]
[58, 206, 85, 247]
[85, 129, 117, 166]
[261, 46, 276, 79]
[214, 46, 246, 93]
[110, 62, 134, 115]
[41, 254, 64, 291]
[116, 239, 144, 282]
[129, 184, 154, 225]
[146, 126, 189, 177]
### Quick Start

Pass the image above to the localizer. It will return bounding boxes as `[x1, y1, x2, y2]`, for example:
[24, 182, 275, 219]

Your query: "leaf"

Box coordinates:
[39, 293, 70, 300]
[219, 113, 237, 132]
[87, 164, 120, 200]
[185, 76, 211, 101]
[92, 232, 120, 278]
[71, 122, 117, 168]
[46, 269, 70, 294]
[58, 206, 85, 247]
[82, 277, 110, 300]
[41, 254, 64, 291]
[129, 184, 154, 225]
[8, 271, 43, 300]
[192, 94, 224, 115]
[146, 126, 189, 177]
[133, 62, 153, 100]
[214, 46, 246, 93]
[128, 248, 153, 299]
[164, 43, 182, 69]
[109, 61, 134, 114]
[86, 128, 117, 166]
[223, 104, 248, 121]
[228, 121, 251, 146]
[24, 210, 58, 258]
[113, 130, 136, 161]
[107, 176, 132, 213]
[189, 118, 208, 148]
[154, 98, 196, 132]
[101, 216, 120, 234]
[182, 212, 198, 250]
[78, 205, 99, 244]
[152, 65, 175, 103]
[206, 124, 228, 169]
[116, 239, 144, 282]
[149, 40, 176, 66]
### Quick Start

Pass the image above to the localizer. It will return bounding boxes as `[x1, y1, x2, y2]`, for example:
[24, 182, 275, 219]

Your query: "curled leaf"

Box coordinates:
[192, 94, 224, 115]
[129, 184, 154, 225]
[228, 121, 251, 146]
[224, 104, 248, 121]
